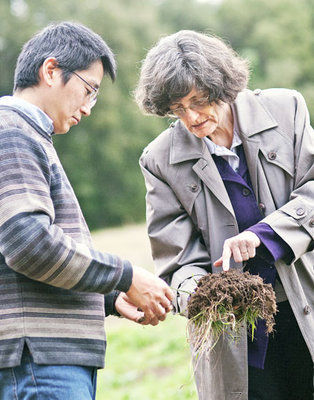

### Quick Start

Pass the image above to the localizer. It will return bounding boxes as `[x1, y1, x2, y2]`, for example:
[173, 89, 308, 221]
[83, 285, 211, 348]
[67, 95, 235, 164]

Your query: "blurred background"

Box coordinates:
[0, 0, 313, 398]
[1, 0, 313, 230]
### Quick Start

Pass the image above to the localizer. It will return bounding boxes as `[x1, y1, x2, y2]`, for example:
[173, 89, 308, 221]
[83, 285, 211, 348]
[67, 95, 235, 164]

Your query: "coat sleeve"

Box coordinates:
[261, 91, 314, 261]
[139, 153, 210, 314]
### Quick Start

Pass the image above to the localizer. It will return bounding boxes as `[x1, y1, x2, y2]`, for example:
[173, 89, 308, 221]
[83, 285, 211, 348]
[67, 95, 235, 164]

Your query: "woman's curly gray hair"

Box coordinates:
[134, 30, 250, 116]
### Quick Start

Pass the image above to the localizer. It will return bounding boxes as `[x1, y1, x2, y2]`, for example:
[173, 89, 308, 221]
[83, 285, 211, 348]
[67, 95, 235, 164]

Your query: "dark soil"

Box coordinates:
[187, 269, 277, 334]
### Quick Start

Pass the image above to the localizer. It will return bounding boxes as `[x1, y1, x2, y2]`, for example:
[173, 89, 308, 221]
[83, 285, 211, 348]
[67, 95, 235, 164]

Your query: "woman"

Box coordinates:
[135, 31, 313, 400]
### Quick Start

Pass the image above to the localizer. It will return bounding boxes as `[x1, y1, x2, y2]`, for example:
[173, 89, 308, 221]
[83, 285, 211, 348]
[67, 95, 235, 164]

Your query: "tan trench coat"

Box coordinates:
[140, 88, 314, 400]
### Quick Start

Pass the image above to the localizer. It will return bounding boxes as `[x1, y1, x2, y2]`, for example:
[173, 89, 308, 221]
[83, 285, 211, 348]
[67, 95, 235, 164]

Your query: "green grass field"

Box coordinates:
[91, 224, 198, 399]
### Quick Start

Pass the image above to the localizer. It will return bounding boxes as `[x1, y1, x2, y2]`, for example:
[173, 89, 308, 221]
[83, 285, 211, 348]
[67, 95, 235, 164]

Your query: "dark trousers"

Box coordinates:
[248, 301, 313, 400]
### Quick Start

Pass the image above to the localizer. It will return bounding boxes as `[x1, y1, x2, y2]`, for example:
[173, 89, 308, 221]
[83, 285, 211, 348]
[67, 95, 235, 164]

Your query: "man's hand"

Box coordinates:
[213, 231, 261, 271]
[114, 293, 150, 324]
[126, 266, 173, 325]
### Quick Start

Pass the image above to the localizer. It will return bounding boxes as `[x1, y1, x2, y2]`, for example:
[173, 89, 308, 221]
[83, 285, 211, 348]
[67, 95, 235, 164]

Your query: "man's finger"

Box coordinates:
[159, 298, 172, 312]
[152, 303, 167, 320]
[141, 302, 166, 322]
[137, 315, 146, 324]
[158, 313, 167, 322]
[164, 287, 174, 301]
[139, 314, 159, 326]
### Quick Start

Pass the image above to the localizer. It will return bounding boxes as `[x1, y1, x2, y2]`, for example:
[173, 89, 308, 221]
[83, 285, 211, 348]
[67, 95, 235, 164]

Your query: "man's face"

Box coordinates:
[47, 60, 104, 134]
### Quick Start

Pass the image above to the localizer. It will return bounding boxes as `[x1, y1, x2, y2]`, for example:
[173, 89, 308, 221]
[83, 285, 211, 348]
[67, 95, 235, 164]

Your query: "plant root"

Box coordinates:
[187, 269, 277, 355]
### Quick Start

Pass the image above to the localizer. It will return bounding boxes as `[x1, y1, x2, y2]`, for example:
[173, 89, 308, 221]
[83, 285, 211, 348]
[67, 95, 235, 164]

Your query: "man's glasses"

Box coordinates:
[167, 97, 211, 118]
[72, 71, 99, 108]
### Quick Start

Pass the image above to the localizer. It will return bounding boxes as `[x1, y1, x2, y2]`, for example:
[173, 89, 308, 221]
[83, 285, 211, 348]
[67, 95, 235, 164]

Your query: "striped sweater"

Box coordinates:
[0, 104, 133, 368]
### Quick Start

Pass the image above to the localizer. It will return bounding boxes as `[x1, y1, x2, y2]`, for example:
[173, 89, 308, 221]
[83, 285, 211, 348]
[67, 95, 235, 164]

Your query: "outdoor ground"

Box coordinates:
[91, 224, 197, 399]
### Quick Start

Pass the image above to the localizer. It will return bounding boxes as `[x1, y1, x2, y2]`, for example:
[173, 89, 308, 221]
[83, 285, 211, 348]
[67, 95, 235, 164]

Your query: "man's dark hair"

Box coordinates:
[14, 21, 116, 91]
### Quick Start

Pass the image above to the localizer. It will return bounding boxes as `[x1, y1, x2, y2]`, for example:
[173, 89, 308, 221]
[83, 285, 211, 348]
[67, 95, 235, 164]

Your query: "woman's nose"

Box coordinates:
[183, 108, 199, 122]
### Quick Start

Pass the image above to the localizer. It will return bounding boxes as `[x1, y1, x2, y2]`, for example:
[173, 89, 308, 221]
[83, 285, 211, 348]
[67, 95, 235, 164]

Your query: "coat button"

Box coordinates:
[259, 202, 266, 213]
[296, 207, 305, 216]
[309, 217, 314, 227]
[189, 183, 198, 192]
[242, 188, 251, 197]
[304, 305, 311, 315]
[268, 151, 277, 160]
[254, 88, 262, 95]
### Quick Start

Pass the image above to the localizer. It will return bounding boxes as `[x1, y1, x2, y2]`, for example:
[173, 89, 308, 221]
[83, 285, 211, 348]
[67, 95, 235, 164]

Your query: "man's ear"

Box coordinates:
[39, 58, 59, 87]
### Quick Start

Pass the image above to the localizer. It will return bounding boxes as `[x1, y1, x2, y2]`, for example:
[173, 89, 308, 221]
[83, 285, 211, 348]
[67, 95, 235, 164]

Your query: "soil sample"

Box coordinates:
[187, 269, 277, 352]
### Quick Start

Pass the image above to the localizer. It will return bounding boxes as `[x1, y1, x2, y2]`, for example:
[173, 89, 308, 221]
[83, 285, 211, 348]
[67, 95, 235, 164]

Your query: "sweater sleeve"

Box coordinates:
[247, 222, 294, 263]
[104, 291, 121, 317]
[0, 129, 133, 294]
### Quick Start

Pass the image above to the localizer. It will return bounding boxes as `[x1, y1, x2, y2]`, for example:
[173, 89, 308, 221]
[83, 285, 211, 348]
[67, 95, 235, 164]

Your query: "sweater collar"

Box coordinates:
[0, 96, 54, 137]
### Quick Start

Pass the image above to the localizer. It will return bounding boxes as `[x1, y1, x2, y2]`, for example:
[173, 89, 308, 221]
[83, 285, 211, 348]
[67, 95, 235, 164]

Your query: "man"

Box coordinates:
[0, 22, 173, 399]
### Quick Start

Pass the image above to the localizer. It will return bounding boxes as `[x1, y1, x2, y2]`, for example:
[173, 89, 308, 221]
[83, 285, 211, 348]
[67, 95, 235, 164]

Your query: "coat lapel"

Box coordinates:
[192, 154, 235, 217]
[170, 121, 235, 217]
[233, 90, 278, 199]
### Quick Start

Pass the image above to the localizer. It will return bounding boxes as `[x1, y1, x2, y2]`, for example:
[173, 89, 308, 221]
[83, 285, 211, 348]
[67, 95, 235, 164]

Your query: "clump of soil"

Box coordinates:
[187, 269, 277, 352]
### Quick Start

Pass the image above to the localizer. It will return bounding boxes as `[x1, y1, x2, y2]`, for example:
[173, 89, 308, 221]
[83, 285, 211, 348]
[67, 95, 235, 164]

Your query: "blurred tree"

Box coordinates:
[0, 0, 168, 228]
[0, 0, 313, 229]
[0, 0, 35, 94]
[214, 0, 314, 93]
[158, 0, 314, 111]
[51, 0, 169, 228]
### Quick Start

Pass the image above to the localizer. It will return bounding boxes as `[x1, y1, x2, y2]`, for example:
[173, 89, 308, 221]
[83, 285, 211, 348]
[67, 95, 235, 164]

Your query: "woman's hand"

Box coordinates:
[213, 231, 261, 271]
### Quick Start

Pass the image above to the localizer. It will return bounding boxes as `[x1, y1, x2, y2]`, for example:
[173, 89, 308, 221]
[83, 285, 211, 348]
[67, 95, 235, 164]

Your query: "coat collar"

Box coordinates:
[234, 89, 278, 137]
[169, 120, 205, 164]
[169, 89, 278, 165]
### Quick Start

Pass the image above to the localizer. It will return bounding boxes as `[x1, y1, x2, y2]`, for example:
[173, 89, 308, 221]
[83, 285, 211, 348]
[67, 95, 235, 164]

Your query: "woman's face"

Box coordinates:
[169, 88, 226, 139]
